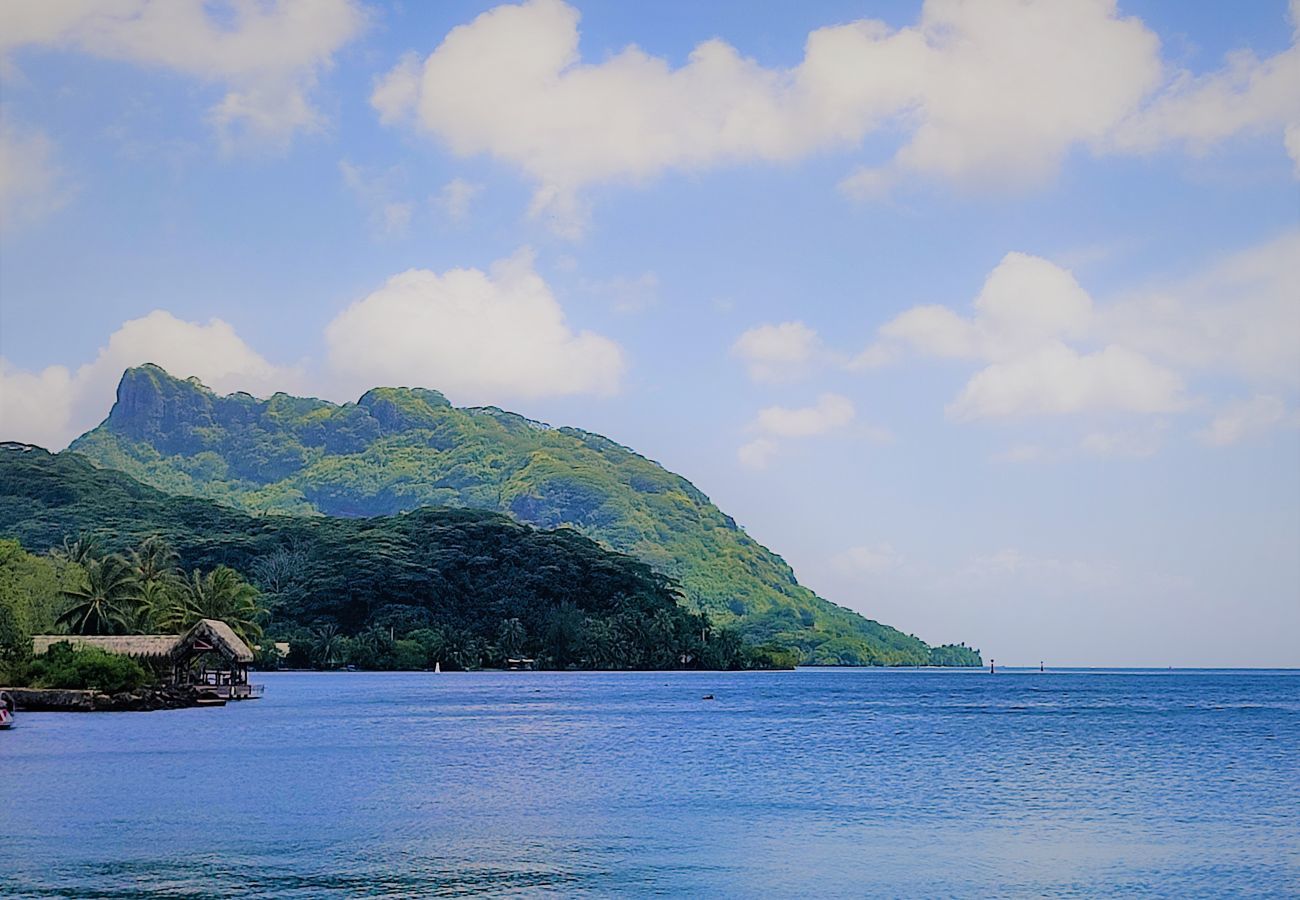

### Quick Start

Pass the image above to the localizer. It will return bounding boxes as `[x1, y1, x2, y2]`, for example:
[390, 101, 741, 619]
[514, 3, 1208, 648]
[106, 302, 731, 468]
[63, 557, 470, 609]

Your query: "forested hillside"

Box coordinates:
[0, 444, 790, 670]
[69, 365, 980, 665]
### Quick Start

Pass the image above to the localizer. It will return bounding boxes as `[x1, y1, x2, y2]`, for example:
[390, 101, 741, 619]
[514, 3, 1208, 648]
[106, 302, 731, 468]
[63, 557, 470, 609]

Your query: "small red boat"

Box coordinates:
[0, 691, 14, 729]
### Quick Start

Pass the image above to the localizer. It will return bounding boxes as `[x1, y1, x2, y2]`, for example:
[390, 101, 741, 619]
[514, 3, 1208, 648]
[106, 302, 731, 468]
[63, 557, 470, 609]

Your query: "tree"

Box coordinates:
[130, 535, 179, 587]
[57, 555, 142, 635]
[543, 603, 585, 668]
[441, 627, 483, 671]
[175, 566, 264, 644]
[497, 617, 526, 660]
[311, 624, 343, 668]
[128, 536, 182, 631]
[51, 534, 102, 566]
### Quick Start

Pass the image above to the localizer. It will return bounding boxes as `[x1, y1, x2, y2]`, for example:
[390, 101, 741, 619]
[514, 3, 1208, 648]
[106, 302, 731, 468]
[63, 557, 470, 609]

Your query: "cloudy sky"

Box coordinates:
[1, 0, 1297, 666]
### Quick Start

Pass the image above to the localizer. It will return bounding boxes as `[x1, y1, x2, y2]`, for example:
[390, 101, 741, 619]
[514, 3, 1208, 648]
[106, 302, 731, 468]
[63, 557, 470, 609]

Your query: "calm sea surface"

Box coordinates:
[3, 669, 1298, 898]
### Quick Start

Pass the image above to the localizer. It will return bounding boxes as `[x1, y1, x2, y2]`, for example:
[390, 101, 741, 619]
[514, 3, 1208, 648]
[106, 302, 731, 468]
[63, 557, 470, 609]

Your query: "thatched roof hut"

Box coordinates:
[31, 634, 178, 660]
[32, 620, 259, 700]
[32, 619, 254, 664]
[177, 619, 254, 664]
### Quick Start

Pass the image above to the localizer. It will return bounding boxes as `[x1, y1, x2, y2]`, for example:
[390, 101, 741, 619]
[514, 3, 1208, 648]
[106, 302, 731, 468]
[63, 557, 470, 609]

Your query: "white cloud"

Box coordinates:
[848, 340, 901, 371]
[753, 393, 855, 437]
[948, 342, 1186, 420]
[1080, 425, 1165, 458]
[339, 160, 413, 237]
[881, 252, 1094, 362]
[0, 361, 74, 451]
[737, 392, 857, 470]
[2, 253, 626, 446]
[0, 113, 73, 230]
[732, 321, 823, 382]
[371, 0, 1300, 228]
[1199, 395, 1298, 446]
[433, 177, 481, 223]
[0, 310, 298, 450]
[581, 272, 659, 315]
[865, 232, 1300, 424]
[1108, 2, 1300, 171]
[1101, 231, 1300, 387]
[834, 543, 903, 576]
[0, 0, 366, 152]
[325, 249, 624, 403]
[373, 0, 1168, 231]
[867, 251, 1185, 420]
[737, 437, 779, 471]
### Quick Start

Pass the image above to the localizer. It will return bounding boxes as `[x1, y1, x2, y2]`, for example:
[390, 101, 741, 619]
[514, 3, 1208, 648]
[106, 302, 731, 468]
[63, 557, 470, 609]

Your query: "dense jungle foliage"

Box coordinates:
[67, 365, 980, 666]
[0, 446, 795, 674]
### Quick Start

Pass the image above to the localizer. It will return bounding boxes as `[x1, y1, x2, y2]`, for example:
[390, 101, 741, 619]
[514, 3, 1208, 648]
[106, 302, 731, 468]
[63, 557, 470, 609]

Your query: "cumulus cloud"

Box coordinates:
[862, 231, 1300, 422]
[325, 249, 624, 403]
[0, 113, 73, 231]
[866, 252, 1186, 420]
[834, 543, 903, 576]
[732, 321, 824, 382]
[433, 177, 481, 224]
[339, 160, 413, 237]
[2, 252, 625, 446]
[0, 0, 366, 152]
[947, 343, 1186, 420]
[1199, 395, 1299, 446]
[1108, 0, 1300, 170]
[0, 310, 298, 450]
[1080, 424, 1166, 458]
[580, 271, 659, 315]
[370, 0, 1300, 229]
[876, 253, 1094, 363]
[371, 0, 1165, 230]
[737, 437, 779, 471]
[737, 393, 857, 470]
[753, 393, 855, 437]
[1101, 231, 1300, 387]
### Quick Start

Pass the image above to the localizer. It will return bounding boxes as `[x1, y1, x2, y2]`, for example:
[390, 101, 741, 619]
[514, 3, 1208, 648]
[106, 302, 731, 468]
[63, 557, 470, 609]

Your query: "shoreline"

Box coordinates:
[0, 685, 214, 712]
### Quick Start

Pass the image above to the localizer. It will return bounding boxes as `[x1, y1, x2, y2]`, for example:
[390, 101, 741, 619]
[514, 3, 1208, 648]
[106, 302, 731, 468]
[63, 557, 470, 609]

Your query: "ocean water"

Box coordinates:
[3, 669, 1298, 898]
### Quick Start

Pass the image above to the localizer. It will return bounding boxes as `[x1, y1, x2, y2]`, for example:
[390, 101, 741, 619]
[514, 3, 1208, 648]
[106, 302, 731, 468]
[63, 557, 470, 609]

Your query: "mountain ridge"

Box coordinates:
[69, 364, 980, 666]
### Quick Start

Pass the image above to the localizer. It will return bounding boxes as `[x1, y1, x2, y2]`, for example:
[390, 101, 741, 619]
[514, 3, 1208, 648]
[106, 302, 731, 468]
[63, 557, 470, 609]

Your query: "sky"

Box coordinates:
[0, 0, 1297, 667]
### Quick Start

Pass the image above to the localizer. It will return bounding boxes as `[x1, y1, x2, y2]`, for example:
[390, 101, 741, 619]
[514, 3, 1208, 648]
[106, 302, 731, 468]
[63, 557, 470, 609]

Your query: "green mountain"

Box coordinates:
[0, 444, 780, 670]
[70, 365, 980, 666]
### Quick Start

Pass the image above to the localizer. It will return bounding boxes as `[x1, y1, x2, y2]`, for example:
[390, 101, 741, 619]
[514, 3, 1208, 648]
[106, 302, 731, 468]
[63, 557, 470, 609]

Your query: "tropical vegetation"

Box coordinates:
[26, 641, 151, 693]
[0, 446, 791, 674]
[67, 365, 981, 665]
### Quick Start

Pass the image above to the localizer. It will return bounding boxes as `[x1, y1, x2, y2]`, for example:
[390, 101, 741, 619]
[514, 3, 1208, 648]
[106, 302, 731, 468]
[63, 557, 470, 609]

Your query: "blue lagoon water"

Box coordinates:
[3, 669, 1298, 897]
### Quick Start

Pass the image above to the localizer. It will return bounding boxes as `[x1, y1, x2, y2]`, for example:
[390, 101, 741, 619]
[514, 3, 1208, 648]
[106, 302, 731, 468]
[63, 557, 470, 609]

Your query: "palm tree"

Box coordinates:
[139, 578, 186, 632]
[131, 536, 182, 630]
[497, 617, 526, 660]
[131, 536, 179, 585]
[57, 555, 142, 635]
[311, 624, 343, 669]
[51, 534, 102, 566]
[441, 628, 482, 671]
[178, 566, 265, 644]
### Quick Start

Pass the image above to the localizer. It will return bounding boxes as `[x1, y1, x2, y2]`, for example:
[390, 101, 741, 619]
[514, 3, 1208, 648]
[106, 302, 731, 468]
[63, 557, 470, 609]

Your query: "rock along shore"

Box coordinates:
[0, 685, 209, 712]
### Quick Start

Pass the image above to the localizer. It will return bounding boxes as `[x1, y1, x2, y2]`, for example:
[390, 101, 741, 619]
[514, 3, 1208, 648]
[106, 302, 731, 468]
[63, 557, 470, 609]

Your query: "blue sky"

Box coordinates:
[1, 0, 1297, 666]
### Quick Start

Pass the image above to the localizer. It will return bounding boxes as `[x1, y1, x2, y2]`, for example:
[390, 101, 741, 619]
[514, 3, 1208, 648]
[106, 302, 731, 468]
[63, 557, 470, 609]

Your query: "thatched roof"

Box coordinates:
[31, 634, 178, 659]
[33, 619, 254, 664]
[177, 619, 254, 663]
